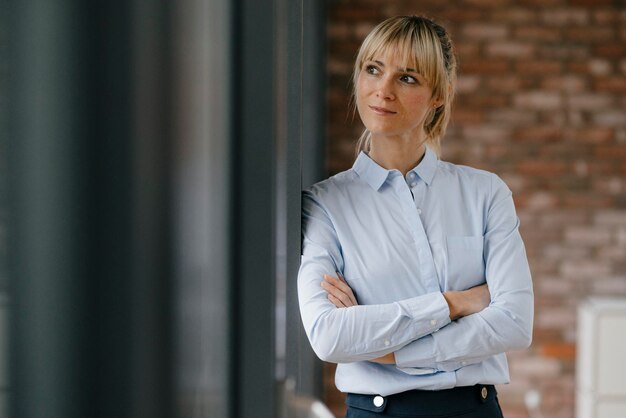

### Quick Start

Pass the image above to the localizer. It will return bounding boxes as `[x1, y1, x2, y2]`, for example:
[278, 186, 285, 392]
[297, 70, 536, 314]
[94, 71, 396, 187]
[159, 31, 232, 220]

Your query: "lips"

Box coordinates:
[369, 105, 397, 115]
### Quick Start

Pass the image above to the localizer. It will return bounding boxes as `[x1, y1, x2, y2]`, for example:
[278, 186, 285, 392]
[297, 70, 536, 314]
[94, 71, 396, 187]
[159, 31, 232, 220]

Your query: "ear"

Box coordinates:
[432, 97, 444, 109]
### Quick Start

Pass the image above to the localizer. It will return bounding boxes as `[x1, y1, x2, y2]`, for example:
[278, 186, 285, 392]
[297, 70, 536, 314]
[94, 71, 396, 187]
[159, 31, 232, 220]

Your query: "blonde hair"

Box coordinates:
[352, 16, 457, 157]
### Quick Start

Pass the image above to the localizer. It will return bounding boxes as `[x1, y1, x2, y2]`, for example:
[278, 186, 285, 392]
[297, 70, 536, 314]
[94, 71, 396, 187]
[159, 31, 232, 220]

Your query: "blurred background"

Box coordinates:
[0, 1, 625, 418]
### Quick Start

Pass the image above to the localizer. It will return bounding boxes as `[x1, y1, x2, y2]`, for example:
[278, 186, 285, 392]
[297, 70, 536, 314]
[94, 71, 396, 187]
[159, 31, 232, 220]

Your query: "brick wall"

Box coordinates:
[324, 1, 626, 417]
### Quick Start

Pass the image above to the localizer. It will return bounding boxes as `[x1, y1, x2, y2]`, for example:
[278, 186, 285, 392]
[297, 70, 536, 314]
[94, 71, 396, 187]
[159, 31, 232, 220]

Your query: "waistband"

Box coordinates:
[346, 384, 497, 415]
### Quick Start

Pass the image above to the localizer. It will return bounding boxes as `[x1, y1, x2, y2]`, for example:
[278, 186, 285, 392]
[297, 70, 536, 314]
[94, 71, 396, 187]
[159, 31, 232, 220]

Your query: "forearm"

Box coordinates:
[395, 284, 533, 370]
[300, 281, 451, 363]
[369, 283, 492, 366]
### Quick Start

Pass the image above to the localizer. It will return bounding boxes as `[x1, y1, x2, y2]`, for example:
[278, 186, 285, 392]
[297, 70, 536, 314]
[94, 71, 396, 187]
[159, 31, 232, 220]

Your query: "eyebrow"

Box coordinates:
[373, 60, 418, 74]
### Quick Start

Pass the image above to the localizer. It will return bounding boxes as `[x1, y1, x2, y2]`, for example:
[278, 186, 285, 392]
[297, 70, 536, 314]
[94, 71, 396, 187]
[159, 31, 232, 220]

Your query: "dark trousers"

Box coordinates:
[345, 385, 504, 418]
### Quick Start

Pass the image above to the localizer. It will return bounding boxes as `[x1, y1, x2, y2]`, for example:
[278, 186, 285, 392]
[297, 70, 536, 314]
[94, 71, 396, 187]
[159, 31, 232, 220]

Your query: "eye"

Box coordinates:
[399, 74, 418, 84]
[365, 64, 380, 75]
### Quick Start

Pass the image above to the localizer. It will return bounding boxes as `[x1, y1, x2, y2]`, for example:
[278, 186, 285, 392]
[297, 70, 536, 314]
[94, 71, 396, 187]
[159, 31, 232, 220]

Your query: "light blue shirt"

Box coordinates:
[298, 145, 533, 396]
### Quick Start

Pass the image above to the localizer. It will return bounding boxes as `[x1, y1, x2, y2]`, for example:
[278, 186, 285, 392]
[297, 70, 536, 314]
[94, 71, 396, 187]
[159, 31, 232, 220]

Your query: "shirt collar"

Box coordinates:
[410, 144, 438, 186]
[353, 144, 438, 191]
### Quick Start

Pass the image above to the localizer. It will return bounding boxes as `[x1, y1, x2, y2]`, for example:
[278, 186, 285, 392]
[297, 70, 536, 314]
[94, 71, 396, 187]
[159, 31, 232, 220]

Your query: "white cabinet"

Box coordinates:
[577, 298, 626, 418]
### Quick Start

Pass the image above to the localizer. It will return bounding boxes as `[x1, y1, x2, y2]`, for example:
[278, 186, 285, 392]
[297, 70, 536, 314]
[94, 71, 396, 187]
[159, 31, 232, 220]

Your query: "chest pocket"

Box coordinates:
[446, 236, 485, 290]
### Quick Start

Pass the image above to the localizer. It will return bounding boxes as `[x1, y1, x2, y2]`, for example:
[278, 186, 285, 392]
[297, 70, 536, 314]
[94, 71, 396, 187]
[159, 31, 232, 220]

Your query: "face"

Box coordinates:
[356, 51, 439, 141]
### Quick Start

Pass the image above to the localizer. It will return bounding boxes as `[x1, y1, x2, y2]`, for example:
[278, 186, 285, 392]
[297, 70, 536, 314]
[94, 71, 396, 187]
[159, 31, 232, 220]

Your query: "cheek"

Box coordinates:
[356, 76, 370, 100]
[405, 94, 431, 118]
[408, 94, 429, 108]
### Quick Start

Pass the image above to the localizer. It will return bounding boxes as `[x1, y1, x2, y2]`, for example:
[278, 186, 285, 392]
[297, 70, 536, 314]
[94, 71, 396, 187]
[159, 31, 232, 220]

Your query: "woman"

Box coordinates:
[298, 16, 533, 418]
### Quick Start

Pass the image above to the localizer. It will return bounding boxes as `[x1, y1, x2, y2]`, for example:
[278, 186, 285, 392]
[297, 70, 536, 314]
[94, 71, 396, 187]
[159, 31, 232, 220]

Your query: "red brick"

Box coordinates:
[441, 8, 483, 22]
[566, 93, 613, 110]
[594, 44, 626, 57]
[486, 41, 535, 58]
[462, 126, 512, 142]
[564, 226, 611, 245]
[461, 59, 510, 74]
[539, 44, 588, 59]
[462, 23, 508, 39]
[570, 0, 613, 6]
[541, 9, 589, 25]
[593, 210, 626, 226]
[456, 75, 481, 93]
[514, 92, 562, 110]
[541, 75, 587, 92]
[515, 60, 562, 74]
[517, 160, 569, 175]
[514, 26, 562, 41]
[461, 0, 514, 7]
[565, 26, 614, 42]
[594, 9, 622, 24]
[492, 8, 537, 23]
[488, 109, 537, 125]
[454, 42, 481, 59]
[563, 194, 615, 208]
[592, 111, 626, 127]
[589, 59, 612, 76]
[569, 127, 614, 143]
[451, 109, 485, 124]
[330, 6, 383, 20]
[595, 77, 626, 92]
[486, 76, 534, 92]
[461, 94, 509, 107]
[514, 126, 564, 142]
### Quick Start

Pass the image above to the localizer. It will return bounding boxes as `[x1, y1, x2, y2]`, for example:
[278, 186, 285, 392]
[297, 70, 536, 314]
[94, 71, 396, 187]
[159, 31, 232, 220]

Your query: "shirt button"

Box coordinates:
[410, 181, 417, 187]
[373, 396, 384, 407]
[384, 339, 390, 346]
[430, 319, 437, 326]
[416, 208, 422, 215]
[461, 361, 467, 366]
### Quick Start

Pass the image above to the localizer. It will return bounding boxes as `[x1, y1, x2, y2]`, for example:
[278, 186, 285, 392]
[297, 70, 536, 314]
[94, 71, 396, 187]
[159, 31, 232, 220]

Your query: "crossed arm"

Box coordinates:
[321, 273, 491, 364]
[299, 175, 533, 370]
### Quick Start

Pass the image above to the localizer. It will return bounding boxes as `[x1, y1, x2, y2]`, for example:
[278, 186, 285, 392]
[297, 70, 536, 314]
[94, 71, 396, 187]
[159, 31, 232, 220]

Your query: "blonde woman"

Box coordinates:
[298, 16, 533, 417]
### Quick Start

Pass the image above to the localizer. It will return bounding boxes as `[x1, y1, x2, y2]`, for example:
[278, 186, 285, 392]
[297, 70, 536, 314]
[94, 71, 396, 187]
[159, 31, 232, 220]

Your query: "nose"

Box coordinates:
[375, 75, 395, 100]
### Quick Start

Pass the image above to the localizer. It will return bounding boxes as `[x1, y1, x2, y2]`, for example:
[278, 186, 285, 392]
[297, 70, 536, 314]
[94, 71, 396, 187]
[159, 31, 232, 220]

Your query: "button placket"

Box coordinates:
[395, 177, 439, 292]
[410, 182, 439, 292]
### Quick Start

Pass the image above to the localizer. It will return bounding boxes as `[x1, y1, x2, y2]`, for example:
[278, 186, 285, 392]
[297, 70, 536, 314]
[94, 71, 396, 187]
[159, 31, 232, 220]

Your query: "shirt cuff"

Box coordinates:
[395, 334, 436, 369]
[406, 291, 451, 336]
[395, 333, 464, 372]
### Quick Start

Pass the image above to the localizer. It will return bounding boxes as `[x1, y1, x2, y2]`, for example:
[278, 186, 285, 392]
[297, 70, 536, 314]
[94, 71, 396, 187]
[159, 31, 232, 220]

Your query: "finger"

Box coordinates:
[324, 277, 356, 306]
[334, 273, 358, 306]
[327, 293, 346, 308]
[325, 275, 357, 304]
[323, 280, 354, 307]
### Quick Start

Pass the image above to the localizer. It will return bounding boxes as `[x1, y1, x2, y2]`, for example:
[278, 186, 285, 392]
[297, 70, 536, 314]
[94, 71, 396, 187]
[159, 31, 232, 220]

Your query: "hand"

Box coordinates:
[321, 272, 358, 308]
[369, 352, 395, 364]
[443, 283, 490, 321]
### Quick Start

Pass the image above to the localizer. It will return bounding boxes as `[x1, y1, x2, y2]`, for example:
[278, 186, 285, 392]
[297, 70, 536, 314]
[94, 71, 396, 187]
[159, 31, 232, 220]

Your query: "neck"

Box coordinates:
[368, 133, 428, 177]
